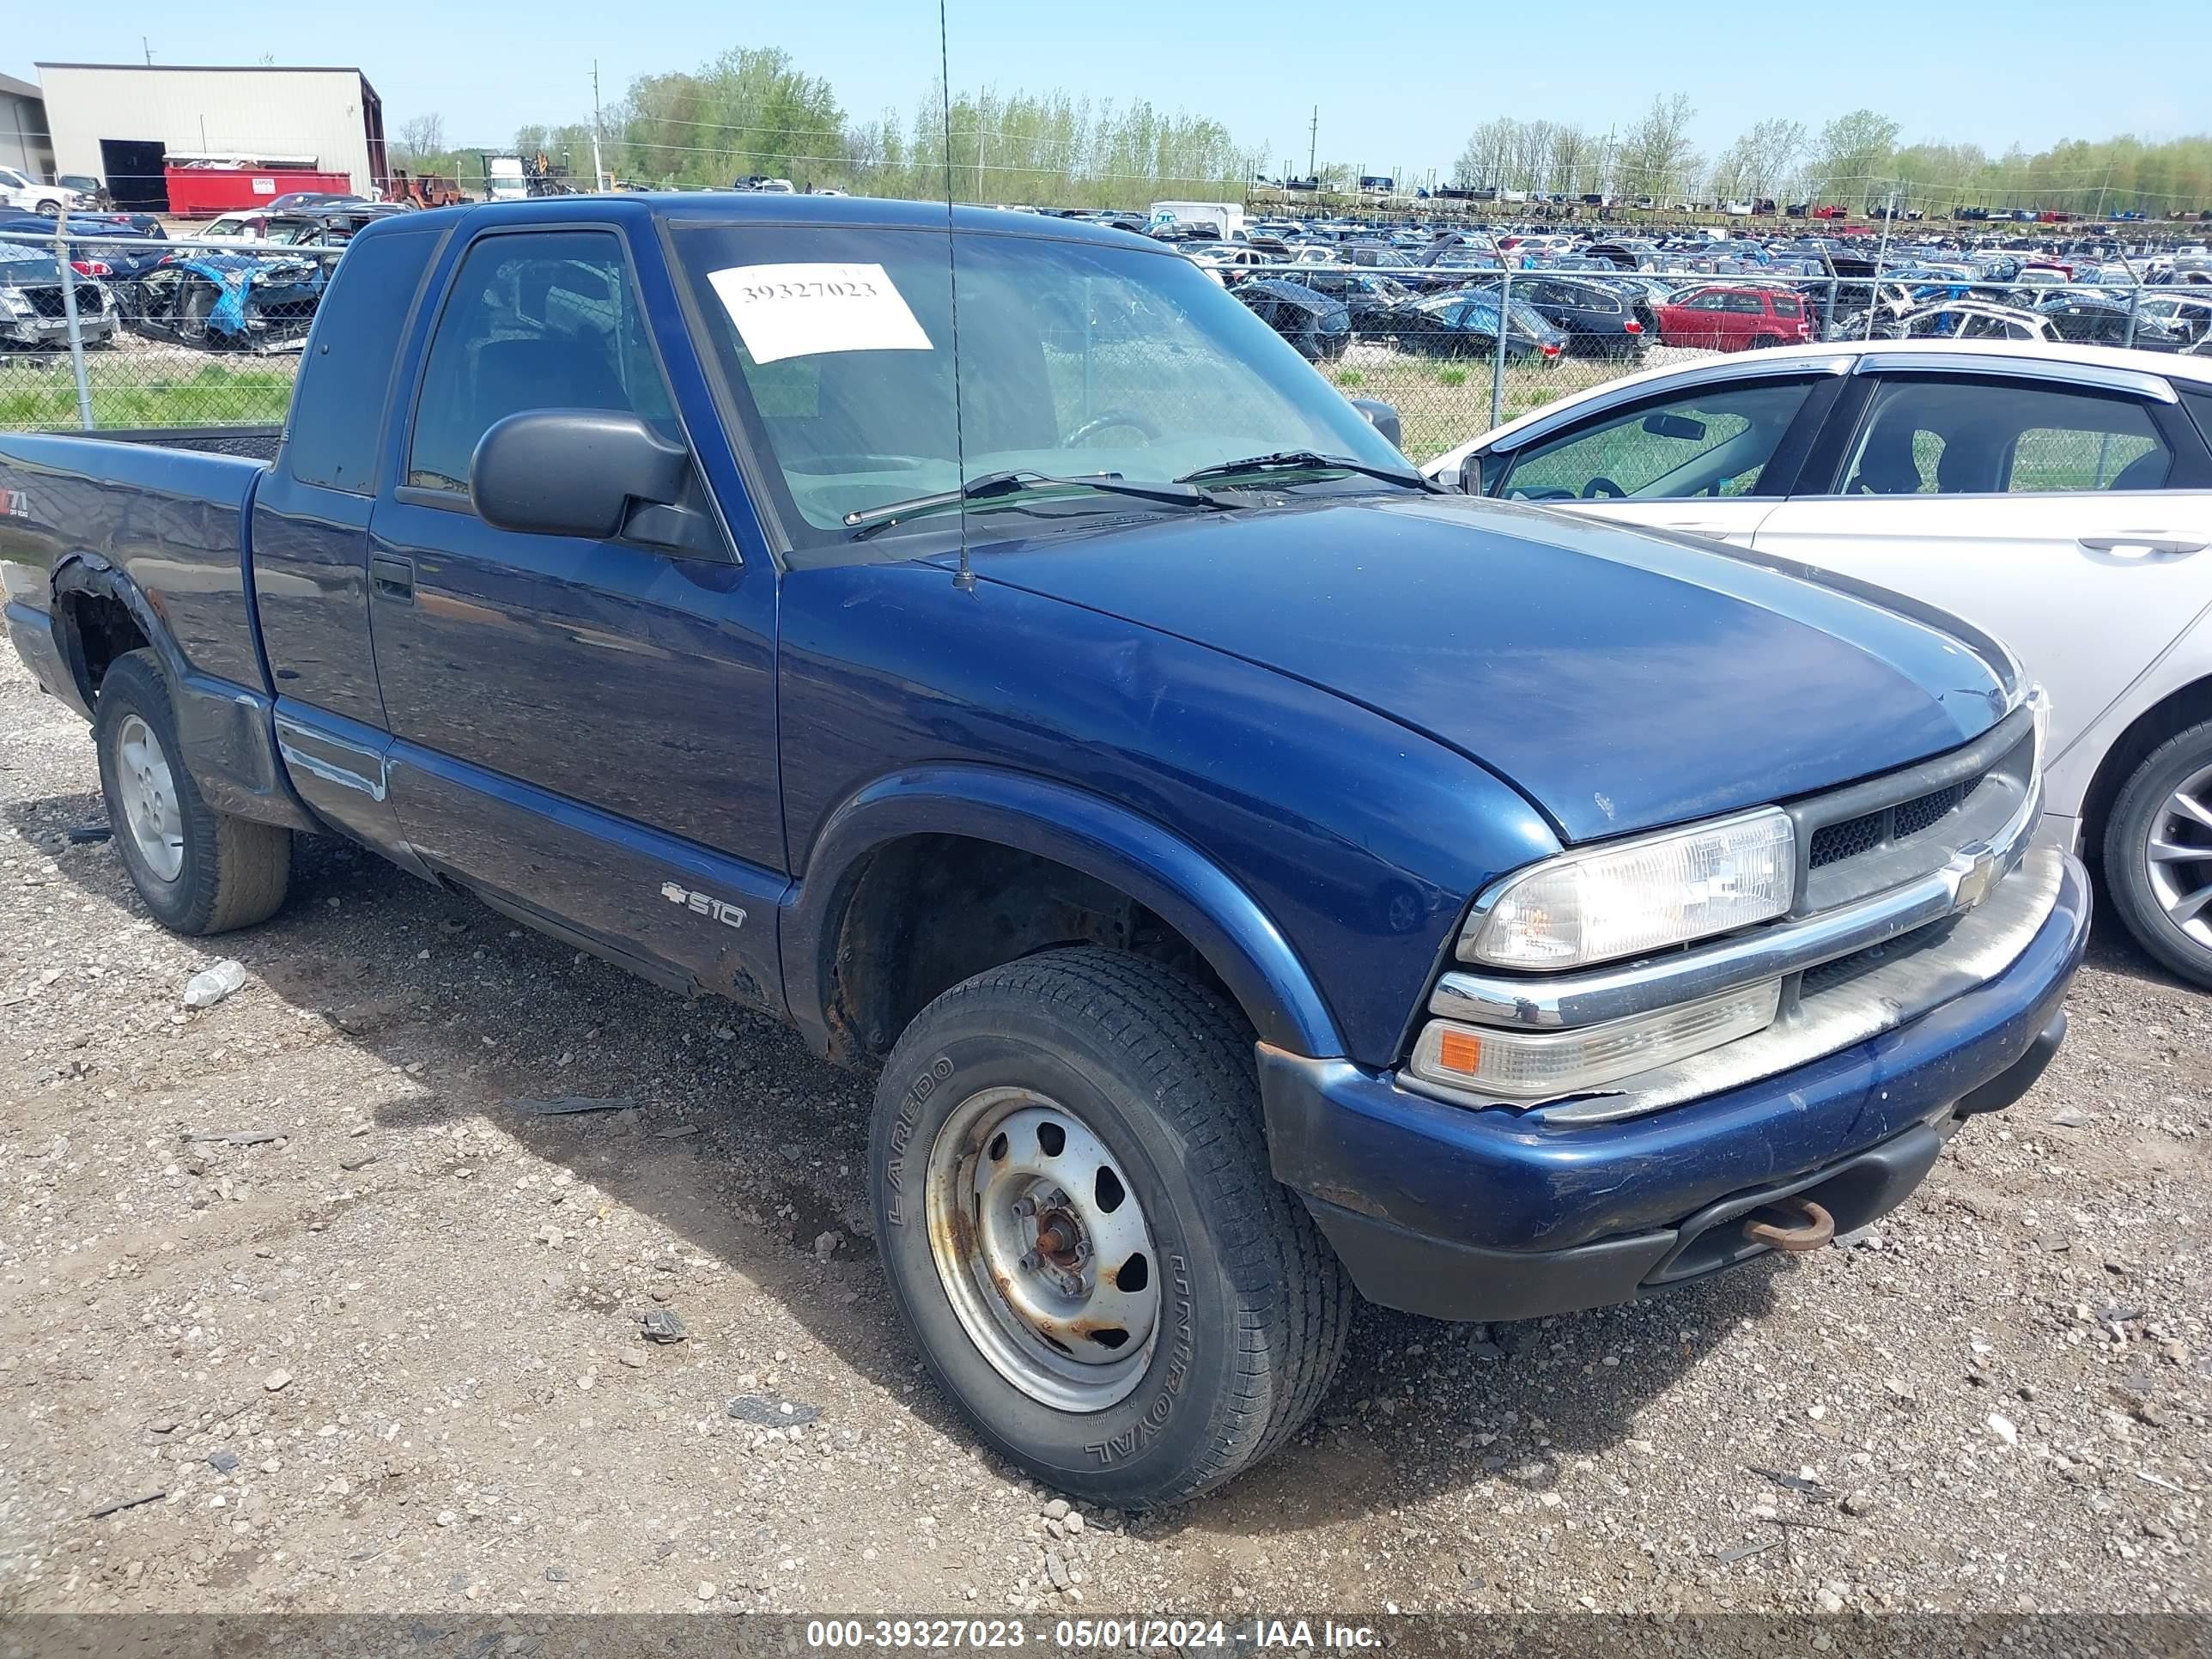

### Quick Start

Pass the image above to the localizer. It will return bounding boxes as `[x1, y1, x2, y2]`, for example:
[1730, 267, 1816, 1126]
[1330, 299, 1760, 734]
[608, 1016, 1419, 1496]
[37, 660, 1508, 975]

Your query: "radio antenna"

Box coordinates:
[939, 0, 974, 592]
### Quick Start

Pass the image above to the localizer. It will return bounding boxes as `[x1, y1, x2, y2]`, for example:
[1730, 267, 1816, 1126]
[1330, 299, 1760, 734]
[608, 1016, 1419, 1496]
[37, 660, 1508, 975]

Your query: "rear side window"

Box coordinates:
[1843, 376, 2173, 495]
[406, 230, 678, 495]
[1768, 294, 1801, 318]
[283, 228, 437, 494]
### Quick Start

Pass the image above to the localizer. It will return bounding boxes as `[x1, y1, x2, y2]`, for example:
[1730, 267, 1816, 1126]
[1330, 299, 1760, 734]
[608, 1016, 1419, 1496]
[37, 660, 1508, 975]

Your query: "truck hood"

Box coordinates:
[948, 495, 2008, 843]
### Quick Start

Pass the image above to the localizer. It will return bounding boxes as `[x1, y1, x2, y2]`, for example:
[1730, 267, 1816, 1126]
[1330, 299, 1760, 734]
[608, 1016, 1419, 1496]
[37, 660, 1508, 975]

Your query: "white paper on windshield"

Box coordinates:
[706, 262, 932, 364]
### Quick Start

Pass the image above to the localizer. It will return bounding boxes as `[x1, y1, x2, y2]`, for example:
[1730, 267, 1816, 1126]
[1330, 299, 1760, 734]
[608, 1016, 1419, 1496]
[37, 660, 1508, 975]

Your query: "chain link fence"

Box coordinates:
[5, 219, 2209, 482]
[1215, 259, 2209, 466]
[1, 225, 342, 432]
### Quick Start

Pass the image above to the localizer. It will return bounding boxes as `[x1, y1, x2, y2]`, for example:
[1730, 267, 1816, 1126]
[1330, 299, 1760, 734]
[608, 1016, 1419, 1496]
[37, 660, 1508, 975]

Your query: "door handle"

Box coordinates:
[2078, 535, 2207, 560]
[368, 553, 415, 601]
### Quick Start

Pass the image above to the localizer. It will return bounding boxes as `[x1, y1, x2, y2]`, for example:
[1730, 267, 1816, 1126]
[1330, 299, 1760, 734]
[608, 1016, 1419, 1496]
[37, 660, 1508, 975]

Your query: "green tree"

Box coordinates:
[1808, 109, 1901, 210]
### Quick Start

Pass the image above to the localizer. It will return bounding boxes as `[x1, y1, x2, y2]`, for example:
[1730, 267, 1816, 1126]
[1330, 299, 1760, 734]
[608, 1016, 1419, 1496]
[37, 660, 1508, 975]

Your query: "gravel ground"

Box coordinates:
[0, 643, 2206, 1622]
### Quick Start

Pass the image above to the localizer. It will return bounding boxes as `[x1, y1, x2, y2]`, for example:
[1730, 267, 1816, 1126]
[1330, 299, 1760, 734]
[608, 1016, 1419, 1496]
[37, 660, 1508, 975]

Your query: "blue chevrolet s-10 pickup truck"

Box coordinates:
[0, 195, 2087, 1506]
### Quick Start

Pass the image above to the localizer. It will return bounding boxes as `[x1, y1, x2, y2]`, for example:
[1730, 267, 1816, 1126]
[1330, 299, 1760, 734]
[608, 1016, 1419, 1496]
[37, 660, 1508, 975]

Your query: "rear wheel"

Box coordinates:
[94, 649, 291, 934]
[1748, 332, 1782, 350]
[869, 947, 1351, 1508]
[2105, 720, 2212, 988]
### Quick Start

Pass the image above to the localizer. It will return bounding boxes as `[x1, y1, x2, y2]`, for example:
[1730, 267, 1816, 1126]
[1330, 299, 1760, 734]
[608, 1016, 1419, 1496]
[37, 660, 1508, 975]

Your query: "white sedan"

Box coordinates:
[1424, 339, 2212, 986]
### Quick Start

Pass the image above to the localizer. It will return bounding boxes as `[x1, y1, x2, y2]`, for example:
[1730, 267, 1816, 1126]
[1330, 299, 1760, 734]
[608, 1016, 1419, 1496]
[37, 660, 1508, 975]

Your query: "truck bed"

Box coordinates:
[40, 424, 284, 462]
[0, 426, 274, 693]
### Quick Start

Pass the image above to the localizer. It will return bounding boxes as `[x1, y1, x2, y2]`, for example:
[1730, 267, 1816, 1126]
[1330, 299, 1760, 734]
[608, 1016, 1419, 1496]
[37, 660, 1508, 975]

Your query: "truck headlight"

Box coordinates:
[1461, 807, 1796, 969]
[1412, 981, 1782, 1100]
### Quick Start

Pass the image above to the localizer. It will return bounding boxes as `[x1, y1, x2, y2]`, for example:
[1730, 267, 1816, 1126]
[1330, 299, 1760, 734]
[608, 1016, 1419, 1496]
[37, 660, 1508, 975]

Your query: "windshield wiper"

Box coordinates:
[846, 470, 1232, 539]
[1176, 451, 1443, 492]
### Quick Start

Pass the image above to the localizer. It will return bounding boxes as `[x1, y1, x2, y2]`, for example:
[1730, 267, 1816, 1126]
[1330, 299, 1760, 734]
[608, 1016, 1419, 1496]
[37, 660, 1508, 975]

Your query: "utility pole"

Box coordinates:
[1307, 106, 1317, 180]
[590, 62, 606, 192]
[1866, 185, 1899, 340]
[142, 37, 153, 65]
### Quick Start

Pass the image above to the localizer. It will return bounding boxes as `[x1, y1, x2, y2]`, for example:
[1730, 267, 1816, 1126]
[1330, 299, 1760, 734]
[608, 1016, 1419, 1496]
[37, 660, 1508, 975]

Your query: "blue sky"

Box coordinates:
[15, 0, 2206, 181]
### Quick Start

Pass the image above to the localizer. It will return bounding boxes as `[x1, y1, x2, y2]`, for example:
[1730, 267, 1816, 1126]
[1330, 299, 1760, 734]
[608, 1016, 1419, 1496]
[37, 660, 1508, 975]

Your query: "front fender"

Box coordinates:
[781, 763, 1346, 1062]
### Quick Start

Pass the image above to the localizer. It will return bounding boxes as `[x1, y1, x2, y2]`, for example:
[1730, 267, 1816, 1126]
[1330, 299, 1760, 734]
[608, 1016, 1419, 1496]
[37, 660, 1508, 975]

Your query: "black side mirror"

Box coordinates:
[1457, 453, 1486, 495]
[471, 410, 711, 553]
[1349, 398, 1402, 450]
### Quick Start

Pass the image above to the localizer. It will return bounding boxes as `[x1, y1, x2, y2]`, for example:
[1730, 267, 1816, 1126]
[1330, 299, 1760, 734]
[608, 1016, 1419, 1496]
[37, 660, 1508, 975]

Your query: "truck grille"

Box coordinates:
[1808, 777, 1982, 867]
[1789, 708, 2035, 915]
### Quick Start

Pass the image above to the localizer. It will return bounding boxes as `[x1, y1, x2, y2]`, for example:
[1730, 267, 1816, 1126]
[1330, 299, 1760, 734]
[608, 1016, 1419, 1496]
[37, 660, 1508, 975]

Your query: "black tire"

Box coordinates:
[1748, 333, 1782, 350]
[868, 946, 1351, 1509]
[94, 648, 291, 934]
[2103, 720, 2212, 988]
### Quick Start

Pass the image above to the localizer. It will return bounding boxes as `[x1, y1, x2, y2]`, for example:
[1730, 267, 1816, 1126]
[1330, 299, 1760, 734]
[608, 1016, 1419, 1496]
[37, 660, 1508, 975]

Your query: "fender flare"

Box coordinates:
[48, 552, 316, 833]
[781, 764, 1346, 1062]
[49, 551, 188, 700]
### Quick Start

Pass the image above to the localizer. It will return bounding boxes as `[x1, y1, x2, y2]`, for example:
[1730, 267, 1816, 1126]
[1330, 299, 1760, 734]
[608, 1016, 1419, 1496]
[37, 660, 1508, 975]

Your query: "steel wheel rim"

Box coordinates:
[115, 714, 185, 883]
[923, 1086, 1161, 1413]
[2147, 760, 2212, 949]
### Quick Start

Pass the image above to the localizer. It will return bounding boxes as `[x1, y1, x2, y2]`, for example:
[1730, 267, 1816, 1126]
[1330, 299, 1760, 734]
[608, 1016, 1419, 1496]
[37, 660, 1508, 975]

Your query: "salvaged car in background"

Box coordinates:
[2036, 293, 2185, 351]
[126, 252, 327, 353]
[1480, 274, 1656, 357]
[0, 239, 115, 350]
[1654, 283, 1813, 350]
[1234, 277, 1352, 361]
[201, 204, 406, 248]
[1834, 299, 2058, 343]
[1293, 270, 1416, 332]
[1379, 288, 1566, 364]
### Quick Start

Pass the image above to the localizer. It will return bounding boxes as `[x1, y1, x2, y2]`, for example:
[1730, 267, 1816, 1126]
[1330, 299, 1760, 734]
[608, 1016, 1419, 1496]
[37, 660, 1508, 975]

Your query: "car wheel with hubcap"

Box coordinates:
[2104, 718, 2212, 988]
[94, 648, 292, 934]
[869, 946, 1351, 1508]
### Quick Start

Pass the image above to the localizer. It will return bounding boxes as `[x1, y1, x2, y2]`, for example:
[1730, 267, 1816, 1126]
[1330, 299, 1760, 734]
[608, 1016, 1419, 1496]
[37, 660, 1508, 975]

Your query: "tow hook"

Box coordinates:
[1741, 1194, 1835, 1252]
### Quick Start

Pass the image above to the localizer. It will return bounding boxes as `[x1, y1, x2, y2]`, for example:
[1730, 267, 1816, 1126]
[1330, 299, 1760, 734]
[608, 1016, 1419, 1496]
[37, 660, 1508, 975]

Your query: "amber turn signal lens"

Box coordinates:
[1435, 1028, 1484, 1074]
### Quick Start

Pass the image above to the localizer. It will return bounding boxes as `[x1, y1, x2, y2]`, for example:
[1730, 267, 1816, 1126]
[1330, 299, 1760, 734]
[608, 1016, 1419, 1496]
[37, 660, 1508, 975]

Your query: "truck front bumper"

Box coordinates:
[1257, 852, 2091, 1323]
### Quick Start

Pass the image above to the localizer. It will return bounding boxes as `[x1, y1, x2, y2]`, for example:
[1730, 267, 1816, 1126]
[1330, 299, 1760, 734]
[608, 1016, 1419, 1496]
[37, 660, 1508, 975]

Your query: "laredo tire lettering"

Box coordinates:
[883, 1054, 955, 1227]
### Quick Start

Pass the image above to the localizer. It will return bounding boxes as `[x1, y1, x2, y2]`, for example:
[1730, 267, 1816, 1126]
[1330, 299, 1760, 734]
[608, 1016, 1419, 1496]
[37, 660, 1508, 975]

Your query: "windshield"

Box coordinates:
[671, 222, 1402, 548]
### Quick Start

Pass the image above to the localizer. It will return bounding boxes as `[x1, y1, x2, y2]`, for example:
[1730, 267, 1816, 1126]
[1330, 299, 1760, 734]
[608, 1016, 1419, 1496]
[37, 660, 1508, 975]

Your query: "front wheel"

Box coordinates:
[869, 947, 1351, 1508]
[2104, 720, 2212, 988]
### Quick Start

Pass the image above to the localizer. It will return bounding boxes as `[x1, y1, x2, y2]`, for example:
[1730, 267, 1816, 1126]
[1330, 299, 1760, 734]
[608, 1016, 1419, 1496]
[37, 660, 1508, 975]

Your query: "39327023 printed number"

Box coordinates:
[731, 277, 882, 304]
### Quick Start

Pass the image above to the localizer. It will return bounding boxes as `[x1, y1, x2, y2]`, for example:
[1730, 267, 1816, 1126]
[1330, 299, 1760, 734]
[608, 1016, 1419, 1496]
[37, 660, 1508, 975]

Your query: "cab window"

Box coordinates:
[407, 230, 678, 495]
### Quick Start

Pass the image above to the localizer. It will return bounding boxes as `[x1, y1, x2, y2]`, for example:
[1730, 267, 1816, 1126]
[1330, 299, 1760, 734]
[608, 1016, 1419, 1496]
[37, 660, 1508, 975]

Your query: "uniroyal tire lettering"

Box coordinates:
[884, 1054, 955, 1227]
[1086, 1252, 1194, 1462]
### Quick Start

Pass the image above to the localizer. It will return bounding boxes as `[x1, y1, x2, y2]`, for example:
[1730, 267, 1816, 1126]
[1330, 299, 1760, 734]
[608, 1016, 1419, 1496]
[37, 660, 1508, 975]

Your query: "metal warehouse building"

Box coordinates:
[33, 63, 386, 212]
[1, 71, 52, 179]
